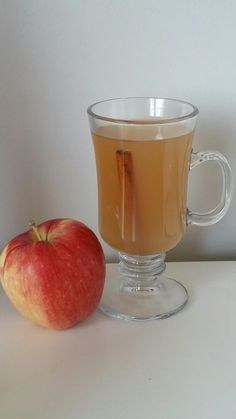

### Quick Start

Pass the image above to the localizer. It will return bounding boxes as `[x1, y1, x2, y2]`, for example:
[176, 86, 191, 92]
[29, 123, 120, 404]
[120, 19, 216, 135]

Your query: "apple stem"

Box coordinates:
[29, 220, 42, 241]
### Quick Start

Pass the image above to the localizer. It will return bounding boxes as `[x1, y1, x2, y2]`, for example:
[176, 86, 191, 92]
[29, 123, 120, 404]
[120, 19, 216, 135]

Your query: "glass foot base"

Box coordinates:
[99, 264, 188, 321]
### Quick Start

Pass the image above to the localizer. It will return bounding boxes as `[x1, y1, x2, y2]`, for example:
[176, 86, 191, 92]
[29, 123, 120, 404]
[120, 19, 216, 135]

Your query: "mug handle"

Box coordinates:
[187, 150, 233, 226]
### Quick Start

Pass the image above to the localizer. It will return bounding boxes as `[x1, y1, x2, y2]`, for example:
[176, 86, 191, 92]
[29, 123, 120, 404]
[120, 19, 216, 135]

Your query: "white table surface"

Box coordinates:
[1, 261, 236, 419]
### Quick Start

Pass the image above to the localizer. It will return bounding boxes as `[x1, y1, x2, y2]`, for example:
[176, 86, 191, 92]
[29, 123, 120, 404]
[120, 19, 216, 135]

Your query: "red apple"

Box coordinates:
[0, 218, 105, 329]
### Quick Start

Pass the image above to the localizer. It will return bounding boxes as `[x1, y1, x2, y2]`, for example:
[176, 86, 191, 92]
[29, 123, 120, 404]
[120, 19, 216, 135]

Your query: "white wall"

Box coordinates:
[0, 0, 235, 261]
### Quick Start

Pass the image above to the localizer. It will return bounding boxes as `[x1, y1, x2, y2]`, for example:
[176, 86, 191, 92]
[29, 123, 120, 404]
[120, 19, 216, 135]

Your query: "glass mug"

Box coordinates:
[87, 97, 233, 320]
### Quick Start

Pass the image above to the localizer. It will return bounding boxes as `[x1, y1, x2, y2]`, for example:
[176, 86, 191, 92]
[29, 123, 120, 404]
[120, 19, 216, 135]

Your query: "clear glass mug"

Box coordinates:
[87, 97, 233, 320]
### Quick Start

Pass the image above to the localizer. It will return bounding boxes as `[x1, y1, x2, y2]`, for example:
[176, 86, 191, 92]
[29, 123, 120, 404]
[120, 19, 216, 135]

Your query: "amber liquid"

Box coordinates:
[93, 126, 193, 255]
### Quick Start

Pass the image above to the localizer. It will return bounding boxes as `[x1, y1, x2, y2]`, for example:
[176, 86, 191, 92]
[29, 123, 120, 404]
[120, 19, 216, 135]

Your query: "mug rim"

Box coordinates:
[87, 97, 199, 125]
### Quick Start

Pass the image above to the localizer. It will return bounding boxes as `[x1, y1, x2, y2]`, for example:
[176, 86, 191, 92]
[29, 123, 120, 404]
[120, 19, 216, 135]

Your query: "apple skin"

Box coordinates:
[0, 219, 106, 329]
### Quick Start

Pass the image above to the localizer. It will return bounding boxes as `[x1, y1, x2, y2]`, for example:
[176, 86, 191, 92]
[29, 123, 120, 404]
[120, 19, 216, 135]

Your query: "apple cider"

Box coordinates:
[92, 126, 193, 255]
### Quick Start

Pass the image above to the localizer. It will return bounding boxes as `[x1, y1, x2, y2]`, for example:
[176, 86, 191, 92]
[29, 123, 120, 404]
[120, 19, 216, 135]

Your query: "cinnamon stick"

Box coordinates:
[116, 149, 136, 242]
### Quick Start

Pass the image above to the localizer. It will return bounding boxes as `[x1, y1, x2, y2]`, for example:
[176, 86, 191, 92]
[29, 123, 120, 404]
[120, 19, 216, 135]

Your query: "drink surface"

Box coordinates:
[93, 126, 193, 255]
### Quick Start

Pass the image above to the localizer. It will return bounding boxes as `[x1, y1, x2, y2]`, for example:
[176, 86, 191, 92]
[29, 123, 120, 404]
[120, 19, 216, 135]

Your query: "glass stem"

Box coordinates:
[118, 252, 166, 289]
